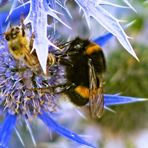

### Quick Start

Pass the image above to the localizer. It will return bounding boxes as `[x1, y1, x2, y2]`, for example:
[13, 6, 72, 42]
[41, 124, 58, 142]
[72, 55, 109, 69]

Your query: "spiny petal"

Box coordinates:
[93, 20, 136, 47]
[5, 2, 30, 24]
[5, 0, 18, 22]
[42, 0, 71, 29]
[99, 1, 129, 9]
[14, 128, 25, 147]
[123, 0, 137, 12]
[93, 33, 113, 47]
[0, 114, 16, 148]
[25, 119, 36, 147]
[39, 111, 95, 148]
[75, 0, 139, 61]
[104, 94, 147, 106]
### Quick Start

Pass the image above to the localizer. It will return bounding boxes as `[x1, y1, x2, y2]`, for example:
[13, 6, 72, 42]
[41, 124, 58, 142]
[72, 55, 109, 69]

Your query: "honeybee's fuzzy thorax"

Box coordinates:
[4, 25, 33, 61]
[8, 36, 30, 59]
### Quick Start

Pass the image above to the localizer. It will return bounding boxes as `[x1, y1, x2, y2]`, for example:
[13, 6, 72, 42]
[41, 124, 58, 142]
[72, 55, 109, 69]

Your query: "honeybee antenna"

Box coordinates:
[20, 15, 25, 36]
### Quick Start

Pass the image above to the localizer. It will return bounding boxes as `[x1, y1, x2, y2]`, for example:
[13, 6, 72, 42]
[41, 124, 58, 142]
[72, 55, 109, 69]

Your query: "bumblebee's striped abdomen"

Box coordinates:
[65, 85, 89, 106]
[85, 43, 106, 74]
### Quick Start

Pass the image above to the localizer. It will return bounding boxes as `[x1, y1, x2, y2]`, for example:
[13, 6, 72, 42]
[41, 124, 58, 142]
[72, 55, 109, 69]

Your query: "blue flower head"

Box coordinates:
[0, 1, 146, 148]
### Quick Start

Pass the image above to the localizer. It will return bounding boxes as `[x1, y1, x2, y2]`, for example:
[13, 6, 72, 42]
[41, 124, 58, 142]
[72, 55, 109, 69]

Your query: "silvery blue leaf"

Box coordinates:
[123, 0, 137, 12]
[0, 114, 16, 148]
[104, 94, 147, 106]
[75, 0, 139, 61]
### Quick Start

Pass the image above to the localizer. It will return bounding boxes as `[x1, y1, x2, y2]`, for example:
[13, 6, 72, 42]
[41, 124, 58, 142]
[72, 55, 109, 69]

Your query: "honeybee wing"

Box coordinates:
[88, 59, 104, 118]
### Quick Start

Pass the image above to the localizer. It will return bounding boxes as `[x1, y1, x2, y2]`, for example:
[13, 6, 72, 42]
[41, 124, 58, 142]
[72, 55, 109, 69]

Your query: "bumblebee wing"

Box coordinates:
[88, 59, 104, 118]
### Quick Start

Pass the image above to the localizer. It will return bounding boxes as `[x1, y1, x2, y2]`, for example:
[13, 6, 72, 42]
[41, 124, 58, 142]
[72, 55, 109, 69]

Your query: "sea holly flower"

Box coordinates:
[0, 1, 146, 148]
[0, 32, 146, 148]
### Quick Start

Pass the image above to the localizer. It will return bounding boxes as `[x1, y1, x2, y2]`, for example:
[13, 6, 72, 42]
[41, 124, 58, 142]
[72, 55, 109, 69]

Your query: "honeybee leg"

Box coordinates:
[29, 33, 35, 50]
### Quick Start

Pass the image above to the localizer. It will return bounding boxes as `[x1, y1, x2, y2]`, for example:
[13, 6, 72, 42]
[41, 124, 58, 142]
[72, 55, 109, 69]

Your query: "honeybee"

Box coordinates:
[4, 20, 55, 73]
[59, 37, 106, 118]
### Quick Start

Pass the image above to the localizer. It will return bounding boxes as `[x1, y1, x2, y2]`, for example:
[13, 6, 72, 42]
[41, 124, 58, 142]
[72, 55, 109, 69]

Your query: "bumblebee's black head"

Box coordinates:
[69, 37, 90, 53]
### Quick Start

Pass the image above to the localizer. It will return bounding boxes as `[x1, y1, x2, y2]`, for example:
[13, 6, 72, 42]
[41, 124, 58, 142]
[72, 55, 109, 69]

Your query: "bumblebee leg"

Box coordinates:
[53, 83, 75, 94]
[28, 83, 72, 95]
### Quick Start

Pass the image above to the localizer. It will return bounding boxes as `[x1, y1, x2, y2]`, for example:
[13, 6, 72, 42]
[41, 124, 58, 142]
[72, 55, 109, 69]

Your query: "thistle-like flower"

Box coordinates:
[0, 1, 146, 148]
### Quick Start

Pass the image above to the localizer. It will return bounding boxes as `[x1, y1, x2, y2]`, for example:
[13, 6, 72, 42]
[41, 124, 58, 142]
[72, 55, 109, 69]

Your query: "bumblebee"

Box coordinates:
[4, 20, 55, 73]
[59, 37, 106, 118]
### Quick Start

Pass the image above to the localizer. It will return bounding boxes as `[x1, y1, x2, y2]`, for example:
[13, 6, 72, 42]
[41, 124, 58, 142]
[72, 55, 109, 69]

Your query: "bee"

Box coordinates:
[4, 20, 55, 73]
[59, 37, 106, 118]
